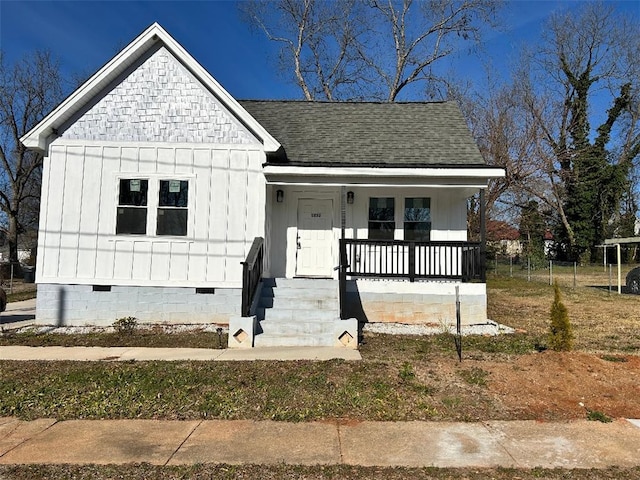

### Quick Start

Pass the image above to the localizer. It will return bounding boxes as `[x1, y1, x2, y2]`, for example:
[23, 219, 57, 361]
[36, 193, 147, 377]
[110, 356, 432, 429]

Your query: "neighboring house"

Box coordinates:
[543, 230, 555, 258]
[486, 221, 521, 257]
[21, 24, 504, 347]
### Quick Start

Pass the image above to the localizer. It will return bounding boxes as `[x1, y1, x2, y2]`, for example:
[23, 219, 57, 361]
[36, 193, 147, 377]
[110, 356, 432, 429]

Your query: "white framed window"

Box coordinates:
[368, 197, 395, 240]
[116, 177, 190, 237]
[116, 179, 148, 235]
[157, 179, 189, 236]
[404, 197, 431, 241]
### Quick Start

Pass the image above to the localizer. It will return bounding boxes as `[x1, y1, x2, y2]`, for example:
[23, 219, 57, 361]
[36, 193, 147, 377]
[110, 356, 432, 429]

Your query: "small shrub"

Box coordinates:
[113, 316, 138, 335]
[586, 410, 612, 423]
[548, 283, 573, 351]
[398, 362, 415, 382]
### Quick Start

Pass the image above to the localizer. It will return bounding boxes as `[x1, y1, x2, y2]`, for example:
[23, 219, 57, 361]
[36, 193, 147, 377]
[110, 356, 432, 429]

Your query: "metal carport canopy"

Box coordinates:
[600, 236, 640, 294]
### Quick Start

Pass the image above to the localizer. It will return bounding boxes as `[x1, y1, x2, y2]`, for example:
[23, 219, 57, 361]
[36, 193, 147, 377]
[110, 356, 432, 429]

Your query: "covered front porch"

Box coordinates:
[260, 164, 497, 327]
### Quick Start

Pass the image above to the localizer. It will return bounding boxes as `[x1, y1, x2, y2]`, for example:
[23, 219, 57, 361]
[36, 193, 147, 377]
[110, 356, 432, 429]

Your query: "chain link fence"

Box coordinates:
[0, 261, 36, 295]
[489, 254, 639, 293]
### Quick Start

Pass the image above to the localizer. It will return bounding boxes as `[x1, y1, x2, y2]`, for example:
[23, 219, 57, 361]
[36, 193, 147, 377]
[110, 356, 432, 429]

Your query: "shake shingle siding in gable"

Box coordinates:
[62, 47, 259, 145]
[239, 100, 485, 167]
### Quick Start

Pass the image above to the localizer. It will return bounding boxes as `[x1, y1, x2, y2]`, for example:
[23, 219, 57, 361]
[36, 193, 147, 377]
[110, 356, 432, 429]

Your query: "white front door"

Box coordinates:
[296, 198, 334, 277]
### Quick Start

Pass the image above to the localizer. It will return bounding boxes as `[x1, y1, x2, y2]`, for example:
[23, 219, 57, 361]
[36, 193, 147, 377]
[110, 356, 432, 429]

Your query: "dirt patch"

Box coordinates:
[405, 352, 640, 421]
[478, 352, 640, 421]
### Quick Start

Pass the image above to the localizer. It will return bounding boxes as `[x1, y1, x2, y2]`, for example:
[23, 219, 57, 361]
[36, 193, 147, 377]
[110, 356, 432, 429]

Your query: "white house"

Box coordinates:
[21, 24, 504, 347]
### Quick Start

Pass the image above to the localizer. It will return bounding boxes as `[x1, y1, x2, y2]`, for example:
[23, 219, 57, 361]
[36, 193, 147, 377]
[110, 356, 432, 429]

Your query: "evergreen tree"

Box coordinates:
[549, 283, 573, 351]
[560, 82, 635, 262]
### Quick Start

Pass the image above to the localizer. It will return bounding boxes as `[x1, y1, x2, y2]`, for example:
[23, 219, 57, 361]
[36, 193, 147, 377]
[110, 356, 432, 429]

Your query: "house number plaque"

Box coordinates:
[311, 213, 322, 218]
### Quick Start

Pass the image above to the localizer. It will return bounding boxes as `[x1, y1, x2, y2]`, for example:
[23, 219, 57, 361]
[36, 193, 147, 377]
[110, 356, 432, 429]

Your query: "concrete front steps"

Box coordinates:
[253, 278, 358, 349]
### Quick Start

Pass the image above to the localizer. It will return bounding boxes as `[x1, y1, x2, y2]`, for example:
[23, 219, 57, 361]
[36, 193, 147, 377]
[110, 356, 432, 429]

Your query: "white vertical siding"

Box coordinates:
[169, 242, 189, 281]
[207, 149, 230, 283]
[226, 150, 248, 275]
[37, 149, 55, 279]
[95, 146, 120, 279]
[122, 147, 139, 173]
[150, 241, 171, 281]
[113, 240, 134, 279]
[156, 148, 174, 174]
[190, 149, 211, 282]
[76, 146, 102, 278]
[38, 140, 266, 288]
[132, 241, 152, 280]
[175, 148, 193, 175]
[41, 146, 66, 278]
[58, 146, 83, 278]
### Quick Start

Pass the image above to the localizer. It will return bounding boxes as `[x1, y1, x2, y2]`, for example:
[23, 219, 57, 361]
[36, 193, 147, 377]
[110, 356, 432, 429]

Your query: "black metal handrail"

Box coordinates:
[339, 239, 348, 319]
[340, 239, 484, 283]
[241, 237, 264, 317]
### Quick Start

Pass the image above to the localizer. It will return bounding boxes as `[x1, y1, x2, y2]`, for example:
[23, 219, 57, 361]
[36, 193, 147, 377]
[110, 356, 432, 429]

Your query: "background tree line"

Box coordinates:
[1, 1, 638, 266]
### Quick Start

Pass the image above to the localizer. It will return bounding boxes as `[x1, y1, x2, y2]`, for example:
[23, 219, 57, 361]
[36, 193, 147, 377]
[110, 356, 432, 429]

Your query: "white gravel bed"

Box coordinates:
[13, 321, 514, 337]
[363, 320, 515, 336]
[12, 323, 229, 335]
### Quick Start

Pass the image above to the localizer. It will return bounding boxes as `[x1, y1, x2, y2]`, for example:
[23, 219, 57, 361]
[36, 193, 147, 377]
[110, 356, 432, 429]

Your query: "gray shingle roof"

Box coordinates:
[238, 100, 486, 167]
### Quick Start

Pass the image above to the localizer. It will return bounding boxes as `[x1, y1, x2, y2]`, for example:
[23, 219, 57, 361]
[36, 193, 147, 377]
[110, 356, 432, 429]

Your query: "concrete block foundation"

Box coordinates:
[345, 279, 487, 326]
[36, 284, 241, 326]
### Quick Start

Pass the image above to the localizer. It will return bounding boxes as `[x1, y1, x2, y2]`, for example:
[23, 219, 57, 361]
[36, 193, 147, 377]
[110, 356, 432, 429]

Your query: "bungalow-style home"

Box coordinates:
[21, 23, 504, 348]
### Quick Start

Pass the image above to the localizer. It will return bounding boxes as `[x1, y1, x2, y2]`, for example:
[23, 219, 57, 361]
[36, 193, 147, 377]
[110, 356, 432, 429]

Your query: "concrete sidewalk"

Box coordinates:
[0, 345, 362, 361]
[0, 299, 360, 361]
[0, 417, 639, 468]
[0, 298, 36, 330]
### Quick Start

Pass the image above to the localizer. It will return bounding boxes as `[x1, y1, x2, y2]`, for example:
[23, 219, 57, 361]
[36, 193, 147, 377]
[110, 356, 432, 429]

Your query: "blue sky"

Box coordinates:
[1, 0, 638, 101]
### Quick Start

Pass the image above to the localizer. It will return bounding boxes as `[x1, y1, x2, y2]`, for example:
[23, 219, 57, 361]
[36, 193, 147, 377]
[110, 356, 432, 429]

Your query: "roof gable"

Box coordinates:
[21, 23, 280, 153]
[487, 220, 520, 241]
[60, 46, 259, 145]
[240, 100, 486, 167]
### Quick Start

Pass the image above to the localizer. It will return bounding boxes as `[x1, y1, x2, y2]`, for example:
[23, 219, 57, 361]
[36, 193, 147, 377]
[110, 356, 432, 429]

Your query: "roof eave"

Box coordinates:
[263, 164, 506, 181]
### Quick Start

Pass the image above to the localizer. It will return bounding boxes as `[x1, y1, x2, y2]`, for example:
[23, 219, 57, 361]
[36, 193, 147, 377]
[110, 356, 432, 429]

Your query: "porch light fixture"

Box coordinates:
[347, 191, 354, 204]
[276, 189, 284, 203]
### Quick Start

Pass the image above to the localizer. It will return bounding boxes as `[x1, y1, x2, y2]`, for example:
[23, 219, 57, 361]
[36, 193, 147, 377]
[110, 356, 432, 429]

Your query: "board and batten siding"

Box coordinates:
[37, 141, 266, 288]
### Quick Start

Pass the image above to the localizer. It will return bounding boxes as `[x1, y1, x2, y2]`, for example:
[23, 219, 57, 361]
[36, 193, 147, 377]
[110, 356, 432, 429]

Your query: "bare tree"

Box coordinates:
[242, 0, 369, 100]
[458, 80, 547, 240]
[365, 0, 499, 101]
[460, 82, 542, 219]
[0, 51, 63, 265]
[242, 0, 500, 101]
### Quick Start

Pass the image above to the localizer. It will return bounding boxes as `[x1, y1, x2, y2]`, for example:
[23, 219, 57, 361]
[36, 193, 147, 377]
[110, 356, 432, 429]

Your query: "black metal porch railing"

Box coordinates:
[241, 237, 264, 317]
[339, 239, 485, 283]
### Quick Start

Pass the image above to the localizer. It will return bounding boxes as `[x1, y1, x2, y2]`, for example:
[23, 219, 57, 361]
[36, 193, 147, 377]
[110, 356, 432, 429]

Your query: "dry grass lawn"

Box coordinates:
[487, 274, 640, 353]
